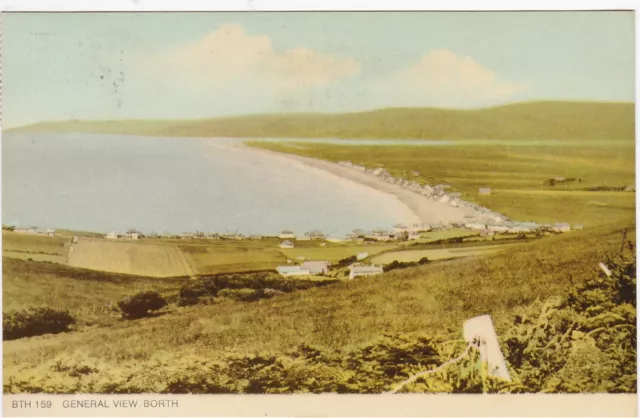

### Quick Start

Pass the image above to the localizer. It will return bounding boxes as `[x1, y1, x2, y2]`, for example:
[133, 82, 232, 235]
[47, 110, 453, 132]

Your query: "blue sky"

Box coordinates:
[2, 11, 635, 128]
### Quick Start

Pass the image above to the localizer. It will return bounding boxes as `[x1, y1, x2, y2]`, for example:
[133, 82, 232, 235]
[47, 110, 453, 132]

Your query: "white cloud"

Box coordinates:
[136, 24, 359, 93]
[370, 49, 530, 107]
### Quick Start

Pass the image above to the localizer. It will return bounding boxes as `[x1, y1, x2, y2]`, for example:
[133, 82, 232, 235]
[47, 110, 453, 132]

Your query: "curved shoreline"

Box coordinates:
[225, 140, 482, 227]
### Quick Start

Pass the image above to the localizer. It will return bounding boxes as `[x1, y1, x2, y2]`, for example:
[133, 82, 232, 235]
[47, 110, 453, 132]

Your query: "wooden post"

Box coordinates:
[463, 315, 511, 382]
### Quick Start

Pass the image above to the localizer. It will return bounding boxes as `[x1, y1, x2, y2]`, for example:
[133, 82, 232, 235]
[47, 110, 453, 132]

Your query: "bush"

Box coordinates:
[117, 291, 167, 320]
[218, 288, 260, 302]
[3, 307, 75, 340]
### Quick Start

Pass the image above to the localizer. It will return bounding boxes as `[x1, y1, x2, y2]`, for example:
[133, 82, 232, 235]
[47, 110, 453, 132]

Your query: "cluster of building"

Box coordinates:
[275, 259, 384, 280]
[12, 226, 56, 237]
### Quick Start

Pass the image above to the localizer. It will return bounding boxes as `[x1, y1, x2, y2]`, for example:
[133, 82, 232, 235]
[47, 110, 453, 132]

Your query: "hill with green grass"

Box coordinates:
[7, 101, 635, 141]
[3, 221, 636, 393]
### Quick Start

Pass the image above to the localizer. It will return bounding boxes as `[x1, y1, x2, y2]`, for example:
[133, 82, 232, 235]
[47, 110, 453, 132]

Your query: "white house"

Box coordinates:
[349, 265, 384, 280]
[478, 187, 492, 196]
[276, 266, 311, 277]
[300, 260, 330, 275]
[279, 230, 296, 239]
[554, 223, 571, 233]
[105, 232, 118, 239]
[408, 233, 421, 241]
[125, 232, 140, 240]
[45, 228, 56, 237]
[356, 252, 369, 260]
[279, 240, 295, 249]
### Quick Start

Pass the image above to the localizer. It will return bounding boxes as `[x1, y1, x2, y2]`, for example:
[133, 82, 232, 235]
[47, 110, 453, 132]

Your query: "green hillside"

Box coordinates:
[3, 221, 636, 393]
[7, 101, 635, 141]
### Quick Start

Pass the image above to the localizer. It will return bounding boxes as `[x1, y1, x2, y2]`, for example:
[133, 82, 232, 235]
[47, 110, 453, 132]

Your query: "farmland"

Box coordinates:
[2, 232, 69, 264]
[370, 244, 520, 264]
[247, 139, 635, 227]
[67, 238, 192, 278]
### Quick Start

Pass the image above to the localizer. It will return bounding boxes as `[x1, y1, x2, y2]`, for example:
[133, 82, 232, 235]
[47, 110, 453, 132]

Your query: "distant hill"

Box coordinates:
[6, 101, 635, 141]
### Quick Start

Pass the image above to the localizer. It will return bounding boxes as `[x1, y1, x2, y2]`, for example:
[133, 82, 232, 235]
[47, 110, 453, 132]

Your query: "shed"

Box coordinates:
[349, 265, 384, 280]
[478, 188, 492, 196]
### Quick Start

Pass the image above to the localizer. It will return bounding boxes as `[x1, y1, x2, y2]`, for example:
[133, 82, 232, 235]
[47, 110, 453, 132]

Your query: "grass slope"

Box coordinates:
[4, 222, 633, 370]
[7, 101, 635, 141]
[2, 258, 188, 327]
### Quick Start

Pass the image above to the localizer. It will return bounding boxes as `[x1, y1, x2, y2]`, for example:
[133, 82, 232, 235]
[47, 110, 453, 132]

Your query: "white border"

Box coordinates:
[0, 0, 638, 12]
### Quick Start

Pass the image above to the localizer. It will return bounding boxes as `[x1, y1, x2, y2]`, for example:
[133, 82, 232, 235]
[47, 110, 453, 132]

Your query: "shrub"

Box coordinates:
[218, 288, 260, 302]
[117, 291, 167, 320]
[3, 307, 75, 340]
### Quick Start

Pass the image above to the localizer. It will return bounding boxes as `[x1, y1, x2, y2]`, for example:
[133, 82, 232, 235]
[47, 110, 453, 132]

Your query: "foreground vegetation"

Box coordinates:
[3, 222, 635, 393]
[8, 101, 634, 142]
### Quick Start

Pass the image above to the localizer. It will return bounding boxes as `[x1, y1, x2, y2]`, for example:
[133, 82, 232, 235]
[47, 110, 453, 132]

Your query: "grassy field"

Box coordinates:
[247, 140, 635, 227]
[67, 238, 192, 278]
[8, 101, 634, 142]
[279, 243, 396, 262]
[3, 222, 633, 384]
[180, 243, 286, 275]
[2, 258, 187, 327]
[2, 232, 69, 264]
[370, 244, 521, 264]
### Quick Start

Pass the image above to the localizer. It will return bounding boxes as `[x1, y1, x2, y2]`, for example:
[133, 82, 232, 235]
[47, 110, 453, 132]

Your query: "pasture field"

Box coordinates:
[370, 244, 520, 264]
[2, 231, 69, 263]
[180, 244, 286, 274]
[67, 238, 192, 278]
[279, 243, 397, 262]
[2, 258, 186, 327]
[247, 140, 635, 227]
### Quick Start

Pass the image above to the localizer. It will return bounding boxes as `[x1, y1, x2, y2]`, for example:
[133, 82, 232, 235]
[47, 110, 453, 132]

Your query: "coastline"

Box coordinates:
[223, 140, 479, 227]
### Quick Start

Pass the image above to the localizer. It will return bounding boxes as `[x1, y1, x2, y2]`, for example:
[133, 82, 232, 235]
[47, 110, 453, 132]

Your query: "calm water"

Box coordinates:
[2, 133, 416, 236]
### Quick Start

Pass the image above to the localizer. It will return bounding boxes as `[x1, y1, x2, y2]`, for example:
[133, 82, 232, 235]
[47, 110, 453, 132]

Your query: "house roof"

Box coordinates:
[277, 266, 301, 273]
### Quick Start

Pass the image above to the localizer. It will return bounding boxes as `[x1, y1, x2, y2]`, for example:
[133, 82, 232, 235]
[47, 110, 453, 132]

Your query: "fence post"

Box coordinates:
[463, 314, 511, 382]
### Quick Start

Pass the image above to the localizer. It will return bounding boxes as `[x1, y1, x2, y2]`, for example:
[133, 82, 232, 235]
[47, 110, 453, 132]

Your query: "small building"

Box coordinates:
[326, 237, 346, 243]
[71, 236, 79, 244]
[624, 185, 635, 192]
[279, 240, 295, 249]
[465, 223, 487, 231]
[356, 252, 369, 261]
[478, 187, 492, 196]
[554, 223, 571, 233]
[45, 228, 56, 237]
[105, 232, 118, 239]
[408, 233, 421, 240]
[487, 225, 509, 234]
[300, 261, 330, 275]
[125, 232, 140, 240]
[349, 265, 384, 280]
[276, 266, 311, 277]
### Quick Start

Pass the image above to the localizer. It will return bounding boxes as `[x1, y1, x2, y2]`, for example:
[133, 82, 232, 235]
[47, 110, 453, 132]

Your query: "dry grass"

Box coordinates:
[370, 244, 518, 264]
[67, 238, 191, 278]
[2, 258, 187, 327]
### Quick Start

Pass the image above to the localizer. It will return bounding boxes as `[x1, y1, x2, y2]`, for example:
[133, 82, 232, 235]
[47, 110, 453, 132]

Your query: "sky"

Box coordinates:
[2, 11, 636, 128]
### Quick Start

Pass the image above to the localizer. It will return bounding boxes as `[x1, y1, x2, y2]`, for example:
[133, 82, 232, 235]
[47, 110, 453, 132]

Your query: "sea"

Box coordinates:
[2, 133, 423, 237]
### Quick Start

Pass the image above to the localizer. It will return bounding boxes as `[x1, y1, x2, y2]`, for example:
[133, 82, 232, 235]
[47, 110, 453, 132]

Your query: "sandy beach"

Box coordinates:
[226, 140, 477, 226]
